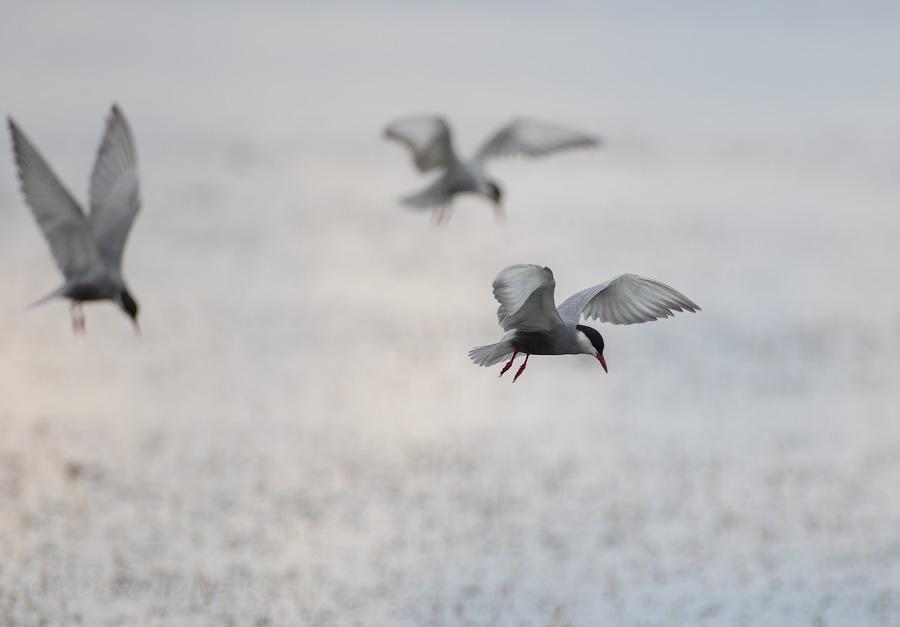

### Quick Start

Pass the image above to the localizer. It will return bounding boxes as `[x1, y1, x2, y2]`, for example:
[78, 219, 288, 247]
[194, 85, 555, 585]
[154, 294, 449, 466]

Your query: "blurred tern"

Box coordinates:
[384, 116, 599, 223]
[8, 105, 142, 333]
[470, 265, 700, 381]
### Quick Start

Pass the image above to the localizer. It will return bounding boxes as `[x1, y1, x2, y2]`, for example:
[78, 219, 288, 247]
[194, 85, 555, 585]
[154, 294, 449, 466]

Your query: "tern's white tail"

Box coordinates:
[28, 285, 66, 308]
[468, 338, 516, 367]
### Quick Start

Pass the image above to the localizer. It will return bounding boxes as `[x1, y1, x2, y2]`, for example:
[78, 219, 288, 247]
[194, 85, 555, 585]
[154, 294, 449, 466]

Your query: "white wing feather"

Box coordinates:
[476, 118, 600, 162]
[89, 105, 141, 272]
[8, 117, 104, 281]
[384, 116, 459, 173]
[557, 274, 700, 326]
[492, 264, 564, 332]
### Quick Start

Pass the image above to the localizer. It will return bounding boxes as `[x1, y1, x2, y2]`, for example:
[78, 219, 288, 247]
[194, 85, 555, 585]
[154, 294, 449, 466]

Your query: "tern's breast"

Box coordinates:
[511, 330, 559, 355]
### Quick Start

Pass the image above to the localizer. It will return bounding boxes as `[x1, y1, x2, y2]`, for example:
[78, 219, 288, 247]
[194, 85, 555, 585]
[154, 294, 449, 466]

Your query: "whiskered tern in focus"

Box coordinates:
[8, 105, 142, 333]
[470, 265, 700, 381]
[385, 117, 599, 223]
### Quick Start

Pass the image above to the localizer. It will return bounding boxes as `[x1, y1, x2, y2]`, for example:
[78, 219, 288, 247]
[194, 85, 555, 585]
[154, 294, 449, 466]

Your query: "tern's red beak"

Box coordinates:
[597, 353, 608, 373]
[493, 201, 505, 223]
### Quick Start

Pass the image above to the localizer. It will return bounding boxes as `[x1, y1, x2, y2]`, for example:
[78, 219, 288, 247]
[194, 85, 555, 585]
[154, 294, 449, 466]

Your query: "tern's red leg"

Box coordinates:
[499, 350, 519, 377]
[512, 353, 530, 382]
[70, 302, 83, 334]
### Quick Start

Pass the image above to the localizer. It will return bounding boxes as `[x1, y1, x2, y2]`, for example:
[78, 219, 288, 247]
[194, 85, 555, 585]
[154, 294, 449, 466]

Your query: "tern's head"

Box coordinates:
[576, 324, 608, 373]
[485, 181, 503, 205]
[117, 290, 140, 333]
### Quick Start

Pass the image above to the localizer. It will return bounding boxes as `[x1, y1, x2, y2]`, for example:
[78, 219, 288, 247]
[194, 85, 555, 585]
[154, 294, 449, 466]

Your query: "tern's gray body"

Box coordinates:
[385, 116, 599, 223]
[470, 265, 700, 381]
[407, 159, 496, 214]
[8, 105, 142, 332]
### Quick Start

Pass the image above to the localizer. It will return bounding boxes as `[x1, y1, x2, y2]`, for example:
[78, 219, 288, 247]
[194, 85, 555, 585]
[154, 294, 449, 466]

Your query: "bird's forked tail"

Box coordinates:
[468, 337, 516, 367]
[28, 285, 66, 308]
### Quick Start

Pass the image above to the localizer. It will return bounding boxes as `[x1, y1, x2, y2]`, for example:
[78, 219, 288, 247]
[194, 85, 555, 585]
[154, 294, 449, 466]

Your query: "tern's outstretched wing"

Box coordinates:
[384, 116, 460, 173]
[8, 117, 104, 281]
[89, 105, 141, 272]
[556, 274, 700, 326]
[492, 264, 564, 332]
[475, 118, 599, 162]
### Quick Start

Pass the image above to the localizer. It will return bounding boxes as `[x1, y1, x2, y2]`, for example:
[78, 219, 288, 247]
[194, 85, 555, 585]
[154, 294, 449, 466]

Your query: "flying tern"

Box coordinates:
[8, 105, 142, 333]
[470, 265, 700, 381]
[385, 116, 599, 223]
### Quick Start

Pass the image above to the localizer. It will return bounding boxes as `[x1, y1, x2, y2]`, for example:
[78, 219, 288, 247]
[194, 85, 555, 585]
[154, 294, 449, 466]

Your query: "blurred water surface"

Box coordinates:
[1, 2, 899, 625]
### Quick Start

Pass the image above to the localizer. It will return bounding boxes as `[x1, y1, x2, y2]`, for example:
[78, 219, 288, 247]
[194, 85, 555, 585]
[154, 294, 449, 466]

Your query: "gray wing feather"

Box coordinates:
[475, 118, 600, 162]
[384, 116, 459, 173]
[8, 117, 104, 281]
[89, 105, 141, 272]
[492, 264, 564, 332]
[557, 274, 700, 326]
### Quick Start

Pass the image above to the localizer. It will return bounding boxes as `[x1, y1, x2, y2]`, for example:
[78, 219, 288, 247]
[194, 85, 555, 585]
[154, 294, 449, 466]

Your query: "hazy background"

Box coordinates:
[1, 1, 899, 625]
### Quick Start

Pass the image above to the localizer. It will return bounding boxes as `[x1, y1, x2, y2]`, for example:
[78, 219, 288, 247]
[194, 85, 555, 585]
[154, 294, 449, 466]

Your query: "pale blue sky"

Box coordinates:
[2, 1, 898, 148]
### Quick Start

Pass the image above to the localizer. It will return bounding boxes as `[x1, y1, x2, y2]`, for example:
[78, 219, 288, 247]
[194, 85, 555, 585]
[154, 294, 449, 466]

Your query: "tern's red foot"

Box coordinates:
[434, 206, 453, 225]
[70, 303, 85, 335]
[512, 353, 530, 382]
[499, 350, 519, 377]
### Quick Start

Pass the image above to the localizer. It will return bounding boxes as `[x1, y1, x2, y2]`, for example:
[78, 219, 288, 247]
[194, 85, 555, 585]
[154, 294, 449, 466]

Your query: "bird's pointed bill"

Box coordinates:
[597, 353, 608, 373]
[493, 201, 505, 223]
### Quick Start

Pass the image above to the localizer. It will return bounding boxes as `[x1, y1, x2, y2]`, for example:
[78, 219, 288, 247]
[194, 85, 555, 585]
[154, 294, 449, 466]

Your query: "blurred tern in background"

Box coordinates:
[470, 265, 700, 381]
[8, 105, 142, 333]
[385, 116, 599, 223]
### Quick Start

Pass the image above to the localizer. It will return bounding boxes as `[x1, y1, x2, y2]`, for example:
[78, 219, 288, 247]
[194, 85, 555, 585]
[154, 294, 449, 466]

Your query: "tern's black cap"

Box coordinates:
[576, 324, 604, 354]
[120, 290, 139, 320]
